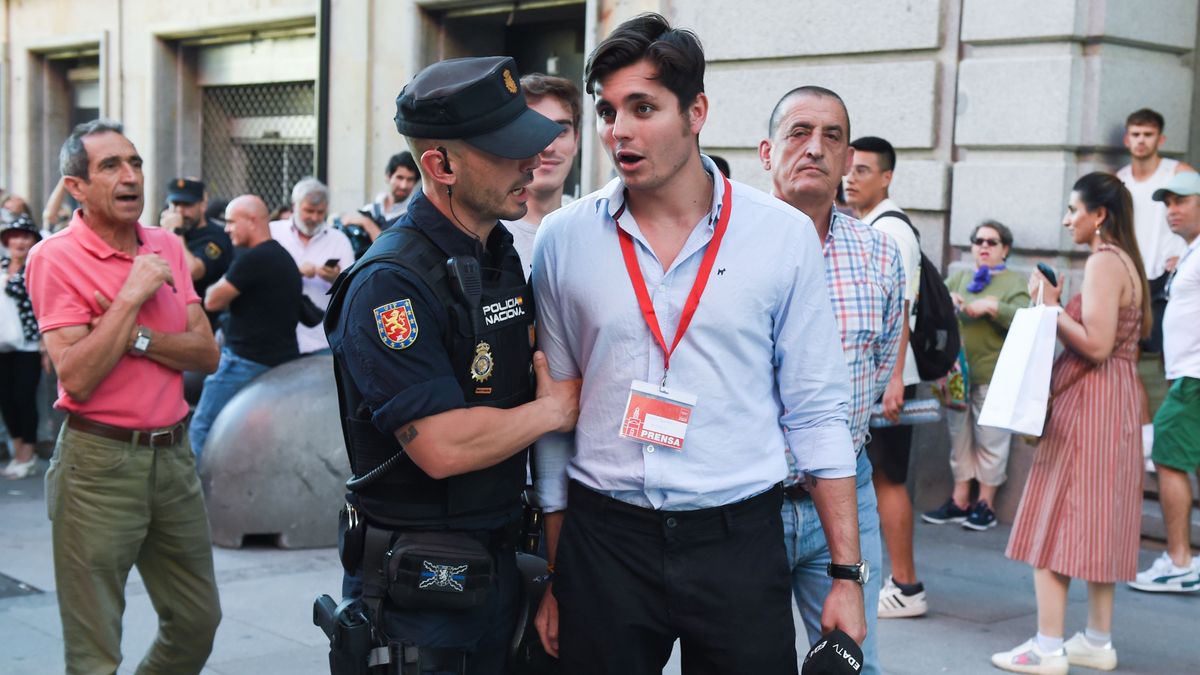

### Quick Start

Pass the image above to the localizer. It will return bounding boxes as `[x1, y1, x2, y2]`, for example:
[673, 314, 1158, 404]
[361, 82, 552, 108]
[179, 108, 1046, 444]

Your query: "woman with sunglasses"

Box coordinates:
[923, 220, 1029, 531]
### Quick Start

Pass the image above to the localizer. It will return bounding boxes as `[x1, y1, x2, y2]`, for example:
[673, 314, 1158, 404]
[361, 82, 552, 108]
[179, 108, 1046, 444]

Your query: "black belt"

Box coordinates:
[566, 480, 783, 536]
[67, 414, 186, 448]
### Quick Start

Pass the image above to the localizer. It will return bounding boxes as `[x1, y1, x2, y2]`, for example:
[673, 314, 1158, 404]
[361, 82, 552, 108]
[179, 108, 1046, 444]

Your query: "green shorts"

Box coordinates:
[1152, 376, 1200, 472]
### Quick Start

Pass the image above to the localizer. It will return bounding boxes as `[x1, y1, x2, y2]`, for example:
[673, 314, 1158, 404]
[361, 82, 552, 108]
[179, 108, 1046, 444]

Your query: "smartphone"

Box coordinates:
[1036, 262, 1058, 287]
[324, 257, 340, 268]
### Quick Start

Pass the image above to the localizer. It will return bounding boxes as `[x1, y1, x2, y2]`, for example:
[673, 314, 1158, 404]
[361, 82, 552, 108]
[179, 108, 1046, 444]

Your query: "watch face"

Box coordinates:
[135, 335, 150, 351]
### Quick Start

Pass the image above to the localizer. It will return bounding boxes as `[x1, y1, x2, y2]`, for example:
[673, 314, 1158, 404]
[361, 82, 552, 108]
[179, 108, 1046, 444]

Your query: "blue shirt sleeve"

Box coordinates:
[334, 264, 466, 435]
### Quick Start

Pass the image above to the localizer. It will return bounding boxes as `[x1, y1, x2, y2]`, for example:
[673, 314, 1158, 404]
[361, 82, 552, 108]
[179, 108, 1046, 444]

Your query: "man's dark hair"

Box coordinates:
[385, 151, 420, 178]
[521, 73, 583, 132]
[767, 86, 850, 139]
[585, 13, 705, 111]
[709, 154, 731, 178]
[60, 118, 125, 179]
[1126, 108, 1165, 132]
[850, 136, 896, 173]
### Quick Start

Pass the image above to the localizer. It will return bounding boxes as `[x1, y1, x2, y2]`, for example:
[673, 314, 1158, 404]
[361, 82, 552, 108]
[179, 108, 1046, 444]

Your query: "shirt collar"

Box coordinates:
[861, 197, 900, 225]
[402, 189, 514, 260]
[69, 208, 159, 260]
[597, 154, 726, 232]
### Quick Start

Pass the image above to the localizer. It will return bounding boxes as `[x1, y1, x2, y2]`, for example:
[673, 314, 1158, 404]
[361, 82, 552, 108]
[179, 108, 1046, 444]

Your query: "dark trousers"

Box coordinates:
[1141, 273, 1169, 354]
[0, 350, 40, 441]
[555, 481, 798, 675]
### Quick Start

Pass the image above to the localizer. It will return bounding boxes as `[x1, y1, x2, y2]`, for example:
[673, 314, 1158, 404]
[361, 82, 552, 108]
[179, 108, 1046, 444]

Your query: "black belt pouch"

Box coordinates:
[386, 531, 494, 611]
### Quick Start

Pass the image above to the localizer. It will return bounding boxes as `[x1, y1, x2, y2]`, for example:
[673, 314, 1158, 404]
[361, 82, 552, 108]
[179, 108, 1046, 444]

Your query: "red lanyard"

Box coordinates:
[615, 173, 732, 379]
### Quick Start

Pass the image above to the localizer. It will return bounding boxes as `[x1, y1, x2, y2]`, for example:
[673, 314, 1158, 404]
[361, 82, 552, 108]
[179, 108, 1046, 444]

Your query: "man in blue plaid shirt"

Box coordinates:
[759, 86, 906, 675]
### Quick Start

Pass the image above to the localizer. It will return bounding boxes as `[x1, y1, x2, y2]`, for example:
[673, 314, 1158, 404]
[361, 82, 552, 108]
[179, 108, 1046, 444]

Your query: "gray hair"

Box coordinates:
[291, 177, 328, 206]
[60, 118, 125, 179]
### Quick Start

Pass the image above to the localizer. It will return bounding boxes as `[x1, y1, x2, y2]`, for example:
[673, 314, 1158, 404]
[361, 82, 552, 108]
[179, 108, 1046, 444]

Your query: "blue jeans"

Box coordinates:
[783, 450, 882, 675]
[189, 349, 272, 464]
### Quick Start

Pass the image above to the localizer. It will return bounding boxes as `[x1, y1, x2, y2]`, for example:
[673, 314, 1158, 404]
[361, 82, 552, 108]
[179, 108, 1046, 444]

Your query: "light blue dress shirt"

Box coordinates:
[532, 158, 854, 512]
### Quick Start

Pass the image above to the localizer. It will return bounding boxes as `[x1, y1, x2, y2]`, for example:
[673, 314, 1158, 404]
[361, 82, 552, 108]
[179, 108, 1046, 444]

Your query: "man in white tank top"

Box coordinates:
[1116, 108, 1195, 355]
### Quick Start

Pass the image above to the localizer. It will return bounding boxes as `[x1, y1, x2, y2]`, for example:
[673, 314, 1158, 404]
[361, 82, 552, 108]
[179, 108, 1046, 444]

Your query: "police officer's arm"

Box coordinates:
[181, 245, 206, 280]
[204, 278, 240, 312]
[159, 209, 207, 280]
[396, 352, 578, 479]
[341, 266, 579, 480]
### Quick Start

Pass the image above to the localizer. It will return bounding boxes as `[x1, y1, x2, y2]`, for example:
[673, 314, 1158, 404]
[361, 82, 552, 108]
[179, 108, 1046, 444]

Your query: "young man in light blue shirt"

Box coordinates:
[531, 13, 865, 675]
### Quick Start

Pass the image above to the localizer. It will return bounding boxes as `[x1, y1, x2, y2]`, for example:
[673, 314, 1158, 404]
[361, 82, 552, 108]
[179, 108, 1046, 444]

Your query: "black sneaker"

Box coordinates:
[963, 500, 997, 531]
[921, 498, 970, 524]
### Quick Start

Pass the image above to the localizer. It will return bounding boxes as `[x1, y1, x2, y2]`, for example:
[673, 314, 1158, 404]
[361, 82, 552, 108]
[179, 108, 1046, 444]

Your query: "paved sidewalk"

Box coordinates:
[2, 467, 1198, 674]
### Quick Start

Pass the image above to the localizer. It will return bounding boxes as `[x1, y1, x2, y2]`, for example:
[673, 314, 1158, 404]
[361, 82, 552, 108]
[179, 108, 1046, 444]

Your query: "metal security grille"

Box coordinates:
[202, 81, 315, 210]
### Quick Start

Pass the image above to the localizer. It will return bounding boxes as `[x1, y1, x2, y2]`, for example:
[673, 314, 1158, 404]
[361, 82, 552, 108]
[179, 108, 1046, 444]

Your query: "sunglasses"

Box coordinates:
[972, 237, 1002, 247]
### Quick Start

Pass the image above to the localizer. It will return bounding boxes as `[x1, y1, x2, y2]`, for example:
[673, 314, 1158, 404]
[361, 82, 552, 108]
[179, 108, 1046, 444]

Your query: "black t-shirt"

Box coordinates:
[224, 240, 302, 366]
[184, 219, 233, 328]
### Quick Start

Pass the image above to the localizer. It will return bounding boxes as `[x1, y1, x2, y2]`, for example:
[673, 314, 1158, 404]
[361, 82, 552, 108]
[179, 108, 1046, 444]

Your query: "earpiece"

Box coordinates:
[437, 146, 452, 174]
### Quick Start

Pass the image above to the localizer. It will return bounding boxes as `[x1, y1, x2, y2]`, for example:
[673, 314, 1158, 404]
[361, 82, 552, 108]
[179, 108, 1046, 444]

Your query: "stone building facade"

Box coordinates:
[2, 0, 1196, 271]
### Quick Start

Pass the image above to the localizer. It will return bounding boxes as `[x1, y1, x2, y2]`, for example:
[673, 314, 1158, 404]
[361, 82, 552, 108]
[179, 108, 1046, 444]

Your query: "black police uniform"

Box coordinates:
[325, 189, 535, 673]
[184, 220, 233, 328]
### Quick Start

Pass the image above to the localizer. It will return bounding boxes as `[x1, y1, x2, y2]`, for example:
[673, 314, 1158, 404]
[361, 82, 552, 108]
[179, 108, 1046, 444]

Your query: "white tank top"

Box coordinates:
[1117, 158, 1188, 280]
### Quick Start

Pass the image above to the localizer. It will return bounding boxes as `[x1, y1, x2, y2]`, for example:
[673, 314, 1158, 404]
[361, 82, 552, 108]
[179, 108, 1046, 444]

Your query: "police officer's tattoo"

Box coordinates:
[397, 424, 418, 448]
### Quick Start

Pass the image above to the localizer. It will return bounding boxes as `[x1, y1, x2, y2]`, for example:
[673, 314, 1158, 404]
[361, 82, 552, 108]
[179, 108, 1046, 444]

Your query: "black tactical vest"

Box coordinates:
[325, 224, 535, 528]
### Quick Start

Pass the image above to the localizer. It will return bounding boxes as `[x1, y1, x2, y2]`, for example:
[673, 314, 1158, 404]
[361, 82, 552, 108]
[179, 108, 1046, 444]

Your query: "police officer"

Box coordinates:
[323, 56, 580, 675]
[159, 177, 233, 329]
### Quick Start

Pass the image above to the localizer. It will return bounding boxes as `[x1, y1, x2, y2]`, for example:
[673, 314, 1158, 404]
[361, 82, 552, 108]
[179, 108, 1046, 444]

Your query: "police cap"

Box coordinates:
[394, 56, 563, 160]
[166, 178, 205, 204]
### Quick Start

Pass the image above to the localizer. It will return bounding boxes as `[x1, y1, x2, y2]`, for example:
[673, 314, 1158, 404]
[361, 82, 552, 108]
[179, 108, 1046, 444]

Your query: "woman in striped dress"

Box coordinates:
[992, 173, 1150, 675]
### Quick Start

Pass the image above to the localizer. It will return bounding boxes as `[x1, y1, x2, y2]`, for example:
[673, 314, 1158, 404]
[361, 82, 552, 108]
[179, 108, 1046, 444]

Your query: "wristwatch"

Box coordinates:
[131, 325, 152, 356]
[827, 559, 870, 585]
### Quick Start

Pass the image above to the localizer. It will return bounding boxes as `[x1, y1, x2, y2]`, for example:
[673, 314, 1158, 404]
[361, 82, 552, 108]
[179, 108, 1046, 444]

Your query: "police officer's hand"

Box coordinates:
[158, 208, 183, 234]
[535, 582, 560, 657]
[119, 254, 175, 306]
[533, 351, 580, 433]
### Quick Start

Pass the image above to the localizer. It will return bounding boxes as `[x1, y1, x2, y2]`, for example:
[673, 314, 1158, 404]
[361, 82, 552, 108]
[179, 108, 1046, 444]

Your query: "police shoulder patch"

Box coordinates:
[204, 241, 222, 260]
[375, 299, 418, 350]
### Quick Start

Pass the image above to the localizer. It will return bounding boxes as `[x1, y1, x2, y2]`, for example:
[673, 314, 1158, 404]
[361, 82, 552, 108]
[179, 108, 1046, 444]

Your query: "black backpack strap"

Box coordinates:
[875, 210, 919, 243]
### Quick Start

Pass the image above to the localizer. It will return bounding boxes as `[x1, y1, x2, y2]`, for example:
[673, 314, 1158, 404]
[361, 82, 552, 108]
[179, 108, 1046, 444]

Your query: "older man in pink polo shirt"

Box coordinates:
[26, 119, 222, 675]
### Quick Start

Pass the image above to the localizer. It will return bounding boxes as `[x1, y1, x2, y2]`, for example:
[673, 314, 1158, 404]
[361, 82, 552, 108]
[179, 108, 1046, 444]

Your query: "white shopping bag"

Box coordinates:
[979, 285, 1061, 436]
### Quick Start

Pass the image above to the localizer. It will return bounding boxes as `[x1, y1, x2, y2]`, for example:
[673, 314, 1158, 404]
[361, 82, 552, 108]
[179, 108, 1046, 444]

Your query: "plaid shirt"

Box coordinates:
[787, 208, 905, 483]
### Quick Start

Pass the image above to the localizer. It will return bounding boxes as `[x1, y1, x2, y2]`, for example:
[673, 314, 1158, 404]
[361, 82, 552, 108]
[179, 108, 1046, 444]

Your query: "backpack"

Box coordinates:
[875, 210, 960, 381]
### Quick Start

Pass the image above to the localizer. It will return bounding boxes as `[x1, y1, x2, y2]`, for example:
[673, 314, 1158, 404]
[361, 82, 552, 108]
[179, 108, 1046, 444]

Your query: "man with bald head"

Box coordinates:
[188, 194, 307, 461]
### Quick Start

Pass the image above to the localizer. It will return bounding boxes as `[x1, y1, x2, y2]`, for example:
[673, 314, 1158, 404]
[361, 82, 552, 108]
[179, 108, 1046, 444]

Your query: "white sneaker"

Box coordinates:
[1128, 552, 1200, 593]
[1064, 633, 1117, 671]
[877, 575, 927, 618]
[991, 638, 1068, 674]
[1, 457, 37, 480]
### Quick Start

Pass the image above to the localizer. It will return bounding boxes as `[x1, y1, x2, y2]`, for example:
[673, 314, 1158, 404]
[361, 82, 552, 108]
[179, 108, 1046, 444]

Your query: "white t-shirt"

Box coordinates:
[1163, 237, 1200, 380]
[268, 218, 356, 353]
[501, 218, 538, 281]
[1118, 159, 1189, 280]
[864, 198, 921, 386]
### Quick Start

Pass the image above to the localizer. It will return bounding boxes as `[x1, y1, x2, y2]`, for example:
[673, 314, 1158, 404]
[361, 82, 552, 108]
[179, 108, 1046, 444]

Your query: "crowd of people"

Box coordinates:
[1, 10, 1197, 675]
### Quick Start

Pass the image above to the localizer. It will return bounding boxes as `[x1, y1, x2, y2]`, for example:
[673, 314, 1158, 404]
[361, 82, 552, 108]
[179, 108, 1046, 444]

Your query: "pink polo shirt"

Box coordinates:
[25, 210, 201, 429]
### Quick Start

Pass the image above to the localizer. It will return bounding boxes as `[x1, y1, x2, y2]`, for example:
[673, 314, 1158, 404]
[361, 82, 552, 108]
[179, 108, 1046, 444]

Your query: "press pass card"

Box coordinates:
[618, 380, 698, 452]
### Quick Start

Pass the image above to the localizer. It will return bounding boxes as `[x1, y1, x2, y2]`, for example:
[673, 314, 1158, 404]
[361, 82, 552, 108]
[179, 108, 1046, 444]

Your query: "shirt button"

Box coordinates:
[665, 517, 678, 528]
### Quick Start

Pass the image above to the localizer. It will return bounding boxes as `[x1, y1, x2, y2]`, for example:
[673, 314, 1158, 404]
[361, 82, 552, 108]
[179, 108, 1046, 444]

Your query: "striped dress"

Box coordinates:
[1006, 253, 1145, 582]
